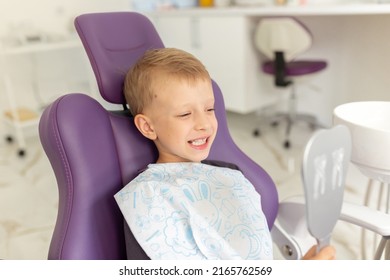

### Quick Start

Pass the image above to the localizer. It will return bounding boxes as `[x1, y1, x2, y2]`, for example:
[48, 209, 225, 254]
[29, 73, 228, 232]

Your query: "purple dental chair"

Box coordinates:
[38, 12, 279, 260]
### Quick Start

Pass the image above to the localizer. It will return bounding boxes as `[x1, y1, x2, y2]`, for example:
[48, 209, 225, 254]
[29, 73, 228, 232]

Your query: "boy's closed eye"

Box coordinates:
[176, 107, 214, 118]
[177, 112, 191, 118]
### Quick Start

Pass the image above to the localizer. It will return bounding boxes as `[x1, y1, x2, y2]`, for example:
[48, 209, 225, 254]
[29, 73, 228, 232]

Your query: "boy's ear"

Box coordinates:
[133, 114, 157, 140]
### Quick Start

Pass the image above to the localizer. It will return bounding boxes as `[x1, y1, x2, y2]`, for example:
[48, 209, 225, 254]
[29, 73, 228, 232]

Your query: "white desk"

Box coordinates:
[150, 3, 390, 16]
[1, 39, 81, 55]
[157, 4, 390, 16]
[1, 39, 83, 156]
[148, 4, 390, 121]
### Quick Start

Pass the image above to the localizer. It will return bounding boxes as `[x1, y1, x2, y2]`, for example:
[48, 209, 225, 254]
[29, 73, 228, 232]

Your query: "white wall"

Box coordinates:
[0, 0, 131, 37]
[0, 0, 131, 115]
[295, 15, 390, 125]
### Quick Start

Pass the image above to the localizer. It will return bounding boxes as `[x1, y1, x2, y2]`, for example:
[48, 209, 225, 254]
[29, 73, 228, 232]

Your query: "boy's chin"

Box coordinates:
[185, 153, 210, 163]
[194, 156, 210, 163]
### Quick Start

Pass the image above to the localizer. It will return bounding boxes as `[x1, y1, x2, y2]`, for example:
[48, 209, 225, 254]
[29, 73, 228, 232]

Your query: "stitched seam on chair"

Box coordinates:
[107, 112, 127, 187]
[51, 96, 74, 259]
[106, 112, 129, 259]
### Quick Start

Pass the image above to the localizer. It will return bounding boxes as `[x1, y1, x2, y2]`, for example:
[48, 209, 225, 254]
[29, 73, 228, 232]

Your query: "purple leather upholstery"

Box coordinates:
[209, 81, 278, 229]
[39, 12, 278, 260]
[75, 12, 164, 104]
[40, 94, 157, 260]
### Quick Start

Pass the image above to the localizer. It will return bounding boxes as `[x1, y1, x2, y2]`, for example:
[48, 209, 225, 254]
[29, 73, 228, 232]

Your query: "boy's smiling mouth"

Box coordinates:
[188, 137, 208, 147]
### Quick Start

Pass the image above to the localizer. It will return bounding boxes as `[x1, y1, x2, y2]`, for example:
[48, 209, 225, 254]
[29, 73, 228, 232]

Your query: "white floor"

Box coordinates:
[0, 110, 385, 260]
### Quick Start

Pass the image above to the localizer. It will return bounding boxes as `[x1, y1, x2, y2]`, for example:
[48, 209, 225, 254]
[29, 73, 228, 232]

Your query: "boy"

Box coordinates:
[115, 48, 335, 260]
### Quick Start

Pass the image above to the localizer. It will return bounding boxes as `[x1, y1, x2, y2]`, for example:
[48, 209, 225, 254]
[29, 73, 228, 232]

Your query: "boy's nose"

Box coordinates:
[194, 113, 211, 130]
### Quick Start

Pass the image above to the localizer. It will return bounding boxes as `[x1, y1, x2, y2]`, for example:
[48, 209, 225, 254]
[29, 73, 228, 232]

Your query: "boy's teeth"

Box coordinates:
[190, 138, 206, 146]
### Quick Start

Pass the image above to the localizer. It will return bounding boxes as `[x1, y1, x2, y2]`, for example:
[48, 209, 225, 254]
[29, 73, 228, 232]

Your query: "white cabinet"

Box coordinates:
[149, 14, 278, 113]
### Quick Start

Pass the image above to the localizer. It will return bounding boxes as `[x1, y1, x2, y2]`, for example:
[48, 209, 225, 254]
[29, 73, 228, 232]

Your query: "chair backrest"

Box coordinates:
[254, 17, 312, 62]
[39, 11, 278, 260]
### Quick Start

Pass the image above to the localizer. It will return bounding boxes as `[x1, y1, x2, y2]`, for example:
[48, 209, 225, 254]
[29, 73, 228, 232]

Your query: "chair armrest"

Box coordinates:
[271, 196, 315, 260]
[272, 195, 390, 259]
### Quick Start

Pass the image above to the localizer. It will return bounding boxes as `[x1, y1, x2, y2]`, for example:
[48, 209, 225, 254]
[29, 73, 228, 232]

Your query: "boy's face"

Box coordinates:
[137, 77, 217, 163]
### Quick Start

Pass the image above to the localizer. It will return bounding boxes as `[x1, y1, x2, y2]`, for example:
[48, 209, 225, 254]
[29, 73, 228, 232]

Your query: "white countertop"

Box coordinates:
[1, 39, 81, 55]
[148, 3, 390, 16]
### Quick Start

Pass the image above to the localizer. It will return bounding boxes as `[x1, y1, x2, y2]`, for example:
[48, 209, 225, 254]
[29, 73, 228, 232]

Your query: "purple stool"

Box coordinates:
[253, 17, 328, 149]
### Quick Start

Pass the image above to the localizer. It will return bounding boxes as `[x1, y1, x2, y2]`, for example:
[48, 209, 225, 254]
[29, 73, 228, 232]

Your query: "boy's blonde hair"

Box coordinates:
[123, 48, 211, 116]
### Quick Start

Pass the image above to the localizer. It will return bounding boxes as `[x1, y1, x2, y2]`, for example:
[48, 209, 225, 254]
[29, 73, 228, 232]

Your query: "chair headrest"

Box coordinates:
[75, 12, 165, 105]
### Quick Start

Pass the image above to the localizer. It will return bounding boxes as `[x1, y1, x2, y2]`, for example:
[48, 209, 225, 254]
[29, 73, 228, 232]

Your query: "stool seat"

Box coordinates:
[263, 60, 327, 76]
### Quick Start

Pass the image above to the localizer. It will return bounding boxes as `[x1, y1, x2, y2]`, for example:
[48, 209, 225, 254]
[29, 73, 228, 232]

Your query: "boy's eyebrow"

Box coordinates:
[174, 98, 215, 108]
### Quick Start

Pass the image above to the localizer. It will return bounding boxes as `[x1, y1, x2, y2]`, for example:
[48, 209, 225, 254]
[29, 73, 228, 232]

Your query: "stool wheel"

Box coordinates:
[5, 135, 14, 143]
[17, 149, 26, 157]
[253, 129, 261, 137]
